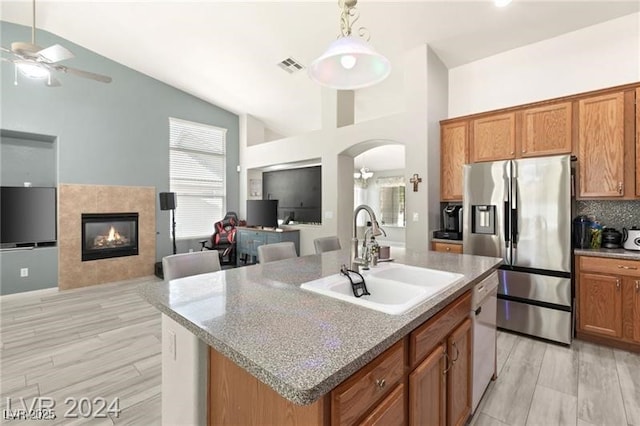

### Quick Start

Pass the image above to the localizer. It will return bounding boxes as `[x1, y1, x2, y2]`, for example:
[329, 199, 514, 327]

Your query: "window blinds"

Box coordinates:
[169, 117, 227, 239]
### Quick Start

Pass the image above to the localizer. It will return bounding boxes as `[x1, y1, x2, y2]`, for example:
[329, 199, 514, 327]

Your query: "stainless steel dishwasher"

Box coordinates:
[471, 271, 499, 414]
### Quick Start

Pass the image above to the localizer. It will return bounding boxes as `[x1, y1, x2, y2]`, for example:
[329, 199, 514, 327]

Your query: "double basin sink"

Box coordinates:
[300, 263, 464, 315]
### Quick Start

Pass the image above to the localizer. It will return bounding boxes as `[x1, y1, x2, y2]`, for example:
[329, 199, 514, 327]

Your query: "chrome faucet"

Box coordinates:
[351, 204, 383, 270]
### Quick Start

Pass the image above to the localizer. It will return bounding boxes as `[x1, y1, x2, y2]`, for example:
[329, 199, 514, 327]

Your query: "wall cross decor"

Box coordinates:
[409, 174, 422, 192]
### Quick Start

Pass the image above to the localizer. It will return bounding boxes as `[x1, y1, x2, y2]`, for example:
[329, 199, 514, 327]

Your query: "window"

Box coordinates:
[169, 117, 226, 239]
[377, 176, 406, 227]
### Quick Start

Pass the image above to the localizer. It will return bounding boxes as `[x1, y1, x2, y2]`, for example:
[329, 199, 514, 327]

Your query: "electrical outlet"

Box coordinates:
[20, 268, 29, 278]
[167, 330, 176, 361]
[412, 212, 419, 222]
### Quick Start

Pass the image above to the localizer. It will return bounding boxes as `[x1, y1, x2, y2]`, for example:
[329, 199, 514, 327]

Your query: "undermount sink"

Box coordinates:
[300, 263, 464, 315]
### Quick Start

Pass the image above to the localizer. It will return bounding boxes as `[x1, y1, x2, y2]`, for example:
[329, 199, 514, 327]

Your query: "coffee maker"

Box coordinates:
[434, 205, 463, 240]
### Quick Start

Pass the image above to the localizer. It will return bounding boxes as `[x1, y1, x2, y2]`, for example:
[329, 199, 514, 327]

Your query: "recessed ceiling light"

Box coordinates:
[495, 0, 512, 7]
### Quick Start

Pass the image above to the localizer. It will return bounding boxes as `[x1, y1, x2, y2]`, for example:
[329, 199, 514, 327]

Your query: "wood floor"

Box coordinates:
[1, 276, 639, 425]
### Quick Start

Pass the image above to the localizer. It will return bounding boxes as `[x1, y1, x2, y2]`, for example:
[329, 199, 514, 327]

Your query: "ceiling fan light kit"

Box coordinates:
[309, 0, 390, 90]
[1, 0, 112, 87]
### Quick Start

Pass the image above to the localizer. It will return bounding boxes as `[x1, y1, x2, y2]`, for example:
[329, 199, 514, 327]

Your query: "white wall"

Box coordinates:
[241, 45, 449, 256]
[449, 12, 640, 117]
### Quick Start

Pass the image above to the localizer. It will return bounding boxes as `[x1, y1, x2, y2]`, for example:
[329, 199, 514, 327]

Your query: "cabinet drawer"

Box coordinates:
[432, 242, 463, 254]
[410, 291, 471, 368]
[332, 340, 405, 426]
[578, 256, 640, 278]
[358, 383, 405, 426]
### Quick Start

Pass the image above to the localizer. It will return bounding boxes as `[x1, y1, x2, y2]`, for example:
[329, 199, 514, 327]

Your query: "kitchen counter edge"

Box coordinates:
[574, 248, 640, 261]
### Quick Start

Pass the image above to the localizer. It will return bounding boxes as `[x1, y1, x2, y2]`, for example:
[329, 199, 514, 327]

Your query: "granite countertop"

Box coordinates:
[139, 248, 502, 405]
[574, 248, 640, 261]
[432, 238, 464, 245]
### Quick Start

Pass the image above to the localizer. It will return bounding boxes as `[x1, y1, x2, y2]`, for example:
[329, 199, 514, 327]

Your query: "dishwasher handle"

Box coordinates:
[475, 306, 482, 316]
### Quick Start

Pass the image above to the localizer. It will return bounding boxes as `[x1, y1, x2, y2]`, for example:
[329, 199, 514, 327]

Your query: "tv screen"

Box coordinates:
[246, 200, 278, 228]
[262, 166, 321, 224]
[1, 187, 57, 246]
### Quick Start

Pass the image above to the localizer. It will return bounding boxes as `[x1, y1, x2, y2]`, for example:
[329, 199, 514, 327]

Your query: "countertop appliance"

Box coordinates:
[602, 227, 623, 249]
[471, 271, 498, 414]
[623, 227, 640, 251]
[463, 155, 573, 345]
[433, 204, 463, 240]
[573, 215, 592, 249]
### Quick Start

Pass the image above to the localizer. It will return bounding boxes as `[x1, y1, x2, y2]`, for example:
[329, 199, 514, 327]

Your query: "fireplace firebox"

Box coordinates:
[81, 213, 139, 261]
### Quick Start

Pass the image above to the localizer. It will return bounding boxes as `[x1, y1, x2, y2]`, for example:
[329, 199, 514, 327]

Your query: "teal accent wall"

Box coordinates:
[0, 21, 239, 294]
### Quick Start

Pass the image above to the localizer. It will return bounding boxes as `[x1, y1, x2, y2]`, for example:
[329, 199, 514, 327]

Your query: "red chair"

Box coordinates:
[200, 212, 238, 266]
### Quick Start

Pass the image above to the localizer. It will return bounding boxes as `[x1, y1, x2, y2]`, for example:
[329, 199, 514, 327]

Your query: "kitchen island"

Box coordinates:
[140, 248, 502, 425]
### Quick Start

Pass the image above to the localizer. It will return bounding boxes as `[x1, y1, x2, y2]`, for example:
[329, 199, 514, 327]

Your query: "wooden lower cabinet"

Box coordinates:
[359, 384, 405, 426]
[408, 319, 472, 426]
[446, 319, 472, 426]
[576, 255, 640, 351]
[208, 291, 474, 425]
[409, 344, 446, 426]
[577, 272, 623, 338]
[432, 242, 463, 254]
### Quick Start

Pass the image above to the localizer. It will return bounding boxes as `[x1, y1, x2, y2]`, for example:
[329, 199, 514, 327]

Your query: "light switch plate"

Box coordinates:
[20, 268, 29, 278]
[413, 212, 419, 222]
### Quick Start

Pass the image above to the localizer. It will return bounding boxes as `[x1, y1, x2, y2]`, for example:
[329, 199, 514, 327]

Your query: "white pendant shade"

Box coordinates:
[308, 35, 391, 90]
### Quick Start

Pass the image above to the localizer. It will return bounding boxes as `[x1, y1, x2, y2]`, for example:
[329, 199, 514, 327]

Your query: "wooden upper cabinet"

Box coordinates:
[440, 121, 468, 201]
[471, 113, 516, 163]
[520, 102, 572, 157]
[578, 92, 625, 198]
[636, 88, 640, 197]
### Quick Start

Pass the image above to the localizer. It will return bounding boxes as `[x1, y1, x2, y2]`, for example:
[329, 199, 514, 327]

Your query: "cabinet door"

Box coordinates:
[359, 384, 405, 426]
[441, 121, 468, 201]
[521, 102, 572, 157]
[446, 318, 472, 426]
[471, 113, 516, 163]
[636, 88, 640, 198]
[409, 343, 446, 426]
[578, 272, 623, 337]
[578, 92, 625, 197]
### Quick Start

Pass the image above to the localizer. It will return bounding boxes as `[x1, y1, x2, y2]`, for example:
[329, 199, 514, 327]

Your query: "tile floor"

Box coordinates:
[1, 277, 638, 425]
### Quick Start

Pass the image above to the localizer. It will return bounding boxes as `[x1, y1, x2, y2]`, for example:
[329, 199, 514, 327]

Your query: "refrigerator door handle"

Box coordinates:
[504, 172, 511, 265]
[511, 176, 518, 249]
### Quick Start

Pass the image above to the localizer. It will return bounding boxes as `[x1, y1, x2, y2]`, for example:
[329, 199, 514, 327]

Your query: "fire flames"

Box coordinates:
[93, 225, 130, 248]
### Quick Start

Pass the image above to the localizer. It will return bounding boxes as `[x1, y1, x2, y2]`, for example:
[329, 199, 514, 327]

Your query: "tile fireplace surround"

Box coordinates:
[58, 184, 156, 290]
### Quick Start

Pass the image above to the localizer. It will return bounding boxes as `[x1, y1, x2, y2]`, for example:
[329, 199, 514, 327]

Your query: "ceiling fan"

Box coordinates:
[0, 0, 112, 87]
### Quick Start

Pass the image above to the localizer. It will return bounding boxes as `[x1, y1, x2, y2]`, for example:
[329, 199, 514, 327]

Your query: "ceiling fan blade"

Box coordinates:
[1, 45, 12, 53]
[37, 44, 74, 63]
[56, 65, 112, 83]
[1, 56, 16, 63]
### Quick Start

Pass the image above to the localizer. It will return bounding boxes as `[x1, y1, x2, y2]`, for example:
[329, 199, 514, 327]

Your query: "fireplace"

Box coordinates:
[81, 213, 139, 261]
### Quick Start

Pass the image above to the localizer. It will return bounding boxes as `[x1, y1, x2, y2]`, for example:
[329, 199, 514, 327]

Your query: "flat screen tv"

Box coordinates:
[262, 166, 321, 224]
[246, 199, 278, 228]
[1, 186, 57, 246]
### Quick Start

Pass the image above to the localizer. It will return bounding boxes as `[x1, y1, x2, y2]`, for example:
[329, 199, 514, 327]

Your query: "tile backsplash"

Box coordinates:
[576, 200, 640, 230]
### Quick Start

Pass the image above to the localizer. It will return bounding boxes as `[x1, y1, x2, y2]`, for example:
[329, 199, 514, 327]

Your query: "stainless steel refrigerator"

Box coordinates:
[463, 155, 572, 344]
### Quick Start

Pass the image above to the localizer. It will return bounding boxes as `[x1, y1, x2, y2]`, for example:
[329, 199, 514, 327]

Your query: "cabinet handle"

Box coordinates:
[618, 265, 638, 270]
[616, 279, 621, 290]
[375, 378, 386, 389]
[522, 149, 527, 153]
[442, 350, 451, 375]
[451, 342, 460, 363]
[446, 247, 451, 252]
[618, 182, 623, 194]
[636, 280, 639, 291]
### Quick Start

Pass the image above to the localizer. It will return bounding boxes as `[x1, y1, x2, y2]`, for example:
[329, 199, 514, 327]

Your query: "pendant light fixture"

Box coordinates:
[308, 0, 390, 90]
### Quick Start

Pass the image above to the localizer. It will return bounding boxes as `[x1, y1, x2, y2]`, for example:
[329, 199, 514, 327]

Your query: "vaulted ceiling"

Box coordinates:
[2, 1, 638, 139]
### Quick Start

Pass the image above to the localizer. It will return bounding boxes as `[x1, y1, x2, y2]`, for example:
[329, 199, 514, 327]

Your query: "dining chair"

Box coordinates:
[257, 242, 297, 263]
[162, 250, 221, 280]
[313, 236, 342, 254]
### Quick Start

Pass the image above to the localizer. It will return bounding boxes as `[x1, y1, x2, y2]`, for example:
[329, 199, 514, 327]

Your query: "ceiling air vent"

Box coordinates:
[277, 57, 305, 74]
